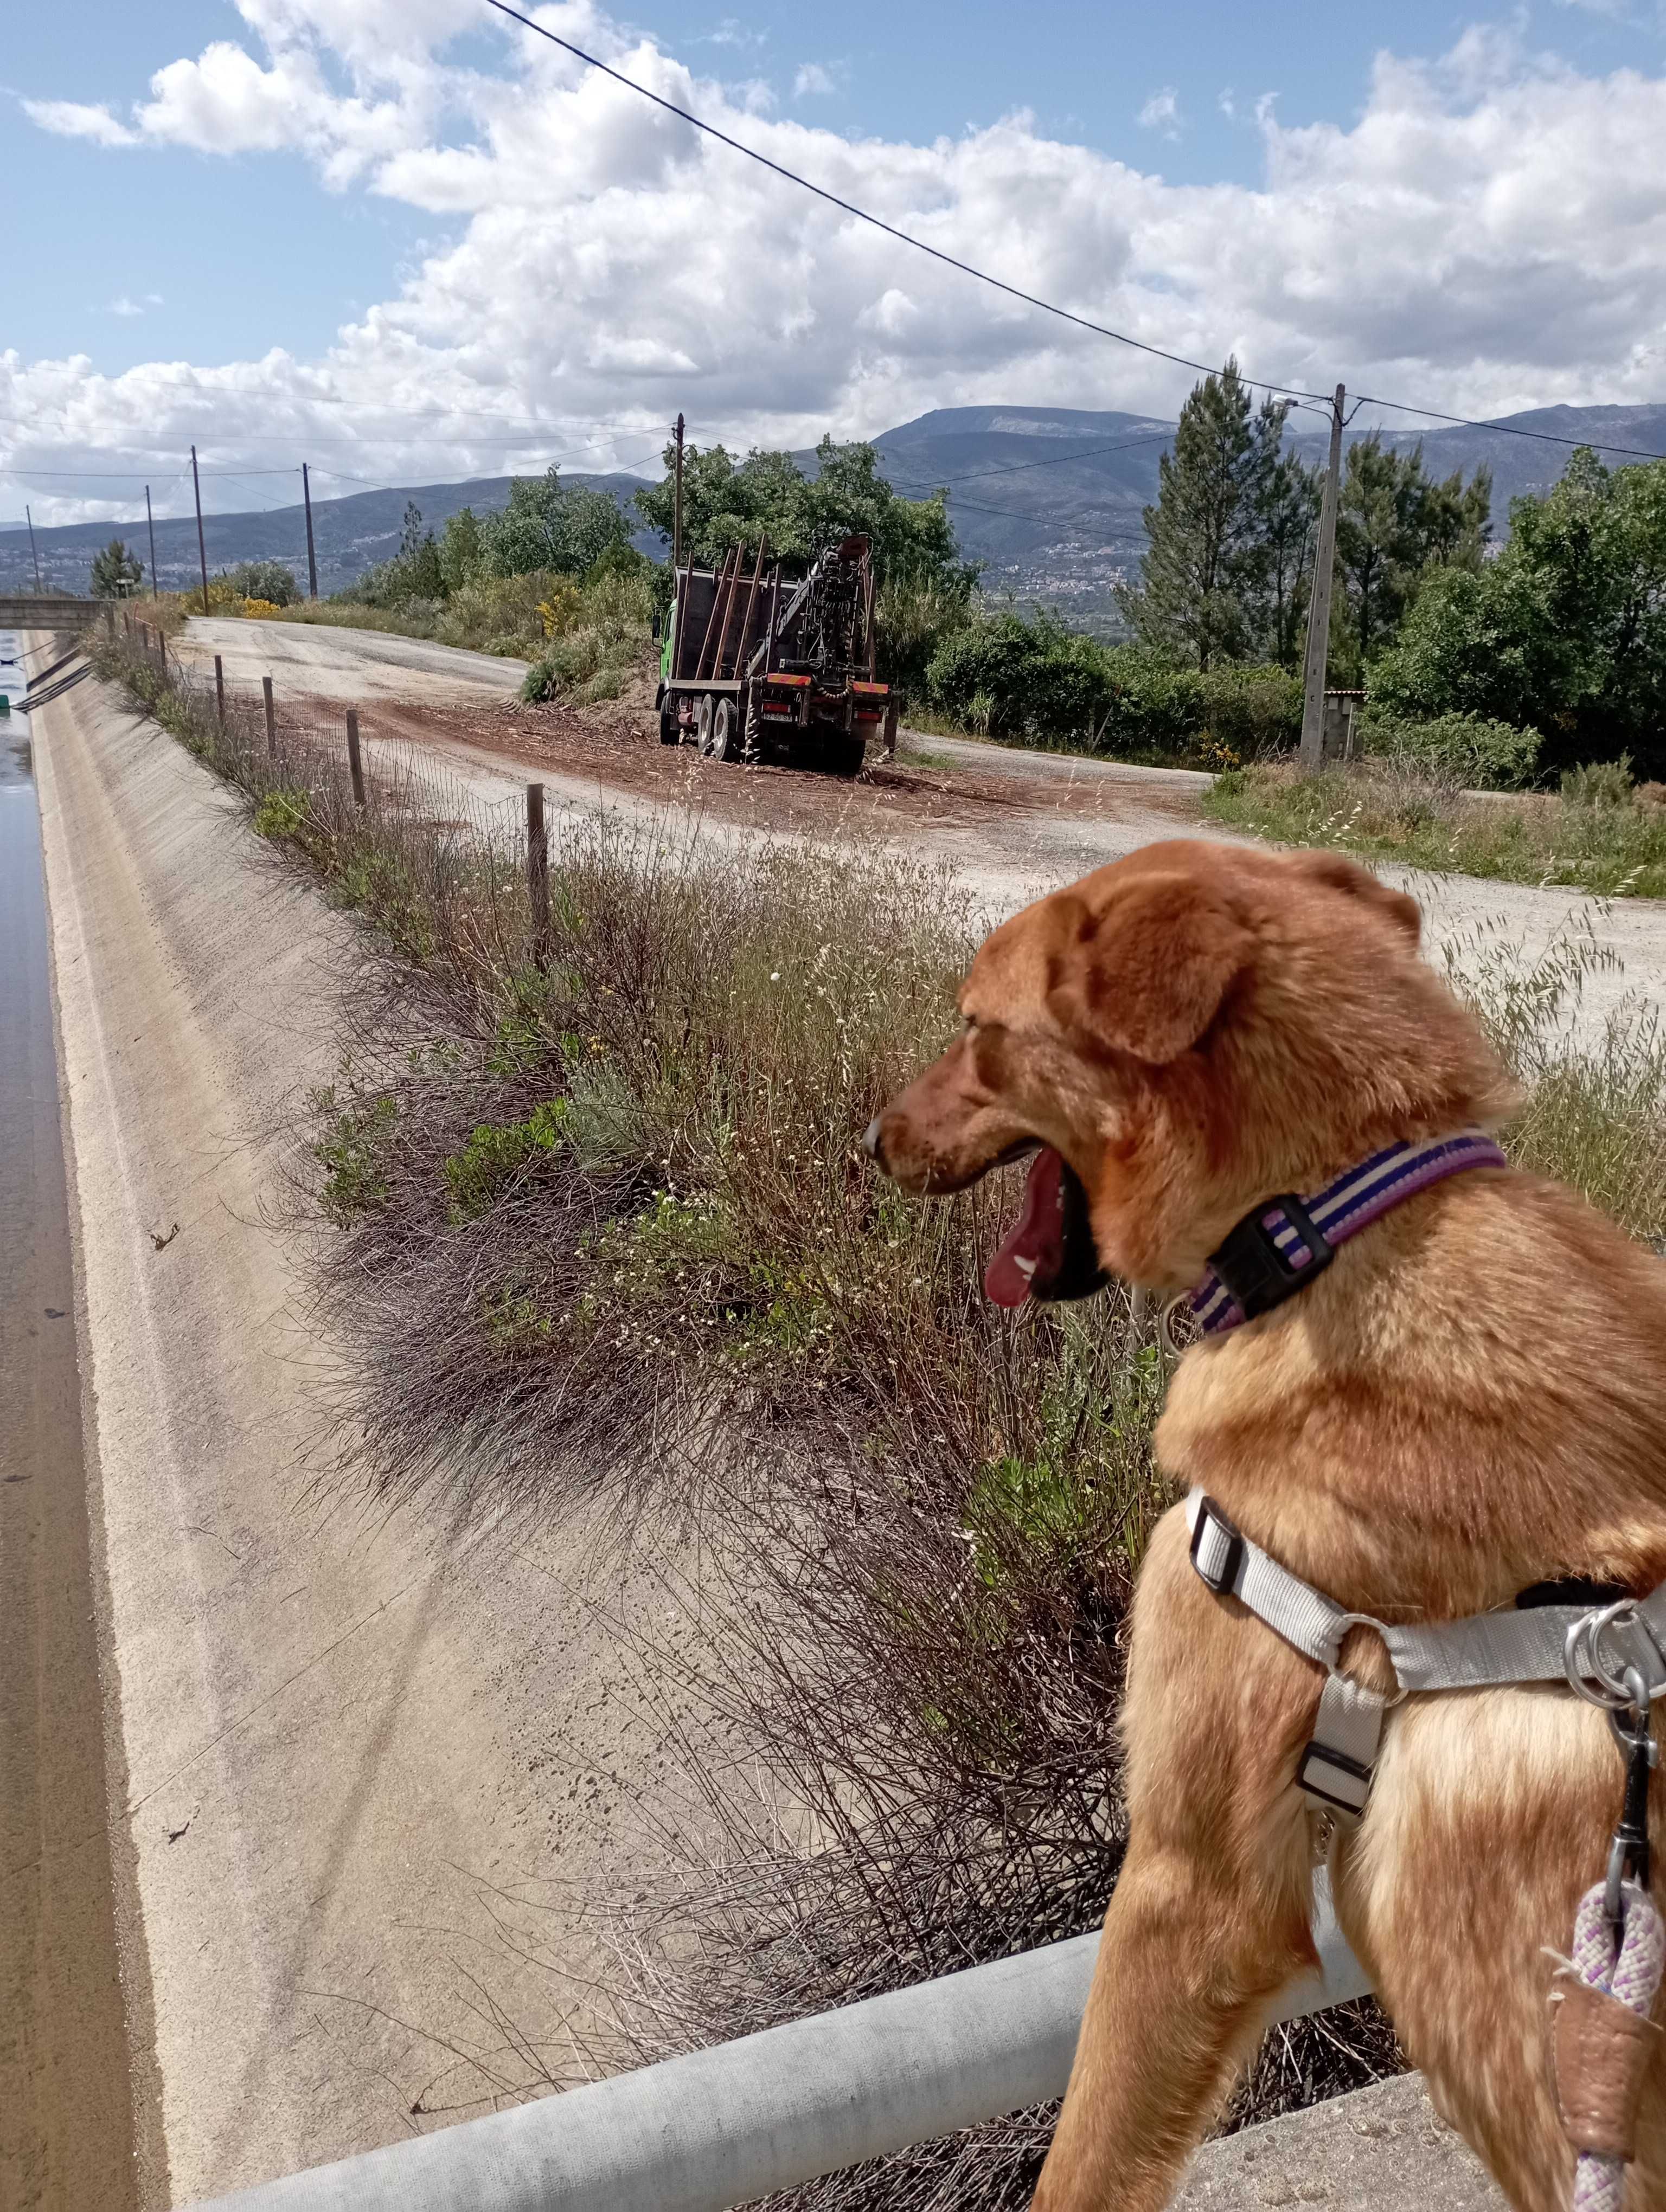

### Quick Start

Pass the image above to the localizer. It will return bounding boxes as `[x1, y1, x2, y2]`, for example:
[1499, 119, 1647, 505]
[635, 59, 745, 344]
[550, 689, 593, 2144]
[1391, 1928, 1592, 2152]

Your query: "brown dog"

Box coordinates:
[865, 838, 1666, 2211]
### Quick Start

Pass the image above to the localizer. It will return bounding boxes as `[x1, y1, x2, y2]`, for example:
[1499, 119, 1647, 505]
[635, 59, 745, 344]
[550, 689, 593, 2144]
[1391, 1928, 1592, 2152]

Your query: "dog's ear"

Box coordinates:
[1286, 848, 1421, 944]
[1047, 873, 1249, 1064]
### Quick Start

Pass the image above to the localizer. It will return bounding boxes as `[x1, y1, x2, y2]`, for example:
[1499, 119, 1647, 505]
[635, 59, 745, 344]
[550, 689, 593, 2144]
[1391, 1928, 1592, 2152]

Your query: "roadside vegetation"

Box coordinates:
[1208, 751, 1666, 899]
[91, 617, 1666, 2197]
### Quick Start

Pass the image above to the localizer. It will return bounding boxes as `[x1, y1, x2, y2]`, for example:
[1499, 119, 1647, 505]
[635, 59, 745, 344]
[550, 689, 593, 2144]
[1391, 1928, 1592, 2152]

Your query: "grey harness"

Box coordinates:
[1186, 1490, 1666, 1824]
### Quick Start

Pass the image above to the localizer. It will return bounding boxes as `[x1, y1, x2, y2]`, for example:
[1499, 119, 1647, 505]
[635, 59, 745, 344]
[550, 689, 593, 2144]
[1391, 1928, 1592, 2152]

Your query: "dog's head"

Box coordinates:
[864, 840, 1516, 1304]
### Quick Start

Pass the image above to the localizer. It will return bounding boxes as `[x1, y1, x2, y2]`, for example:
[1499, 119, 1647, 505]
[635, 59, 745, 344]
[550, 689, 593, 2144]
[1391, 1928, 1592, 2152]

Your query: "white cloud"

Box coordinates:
[1137, 87, 1182, 136]
[24, 98, 140, 147]
[793, 62, 838, 99]
[108, 297, 145, 318]
[12, 10, 1666, 526]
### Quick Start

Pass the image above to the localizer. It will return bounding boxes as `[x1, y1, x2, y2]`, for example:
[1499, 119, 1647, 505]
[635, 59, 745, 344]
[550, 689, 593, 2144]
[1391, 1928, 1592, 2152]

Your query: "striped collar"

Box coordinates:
[1190, 1127, 1509, 1336]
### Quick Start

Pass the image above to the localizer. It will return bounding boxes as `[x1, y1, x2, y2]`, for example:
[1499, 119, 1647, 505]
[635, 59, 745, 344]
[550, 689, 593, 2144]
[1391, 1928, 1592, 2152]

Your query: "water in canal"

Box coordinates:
[0, 630, 139, 2208]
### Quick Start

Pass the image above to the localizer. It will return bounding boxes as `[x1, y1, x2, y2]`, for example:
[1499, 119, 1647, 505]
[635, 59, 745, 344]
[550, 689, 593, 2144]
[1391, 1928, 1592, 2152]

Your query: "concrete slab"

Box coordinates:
[1178, 2075, 1507, 2208]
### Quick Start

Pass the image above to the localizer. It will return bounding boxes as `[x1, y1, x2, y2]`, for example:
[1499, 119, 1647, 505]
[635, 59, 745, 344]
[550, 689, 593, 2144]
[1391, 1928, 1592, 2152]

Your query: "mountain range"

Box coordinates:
[5, 402, 1663, 622]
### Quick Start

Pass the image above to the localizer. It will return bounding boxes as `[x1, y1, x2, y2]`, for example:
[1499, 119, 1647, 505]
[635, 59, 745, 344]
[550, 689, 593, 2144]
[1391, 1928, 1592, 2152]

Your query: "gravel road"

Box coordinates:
[178, 616, 1666, 1030]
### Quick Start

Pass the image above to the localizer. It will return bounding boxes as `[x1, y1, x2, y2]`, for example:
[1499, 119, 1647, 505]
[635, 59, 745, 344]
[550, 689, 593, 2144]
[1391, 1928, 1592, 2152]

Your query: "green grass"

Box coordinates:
[1208, 760, 1666, 899]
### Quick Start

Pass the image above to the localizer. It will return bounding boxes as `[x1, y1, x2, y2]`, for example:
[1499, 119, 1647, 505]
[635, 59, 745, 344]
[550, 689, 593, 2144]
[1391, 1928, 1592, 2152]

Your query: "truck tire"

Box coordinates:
[825, 733, 866, 779]
[709, 697, 736, 762]
[659, 702, 680, 745]
[695, 693, 714, 753]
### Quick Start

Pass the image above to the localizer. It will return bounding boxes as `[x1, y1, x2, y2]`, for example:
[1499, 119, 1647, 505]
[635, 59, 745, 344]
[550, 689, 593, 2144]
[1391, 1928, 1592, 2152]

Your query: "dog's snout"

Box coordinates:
[862, 1115, 886, 1167]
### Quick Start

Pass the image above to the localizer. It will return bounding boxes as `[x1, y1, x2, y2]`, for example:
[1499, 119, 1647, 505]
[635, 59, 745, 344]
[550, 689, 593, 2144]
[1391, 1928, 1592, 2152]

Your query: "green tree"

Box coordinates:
[91, 538, 143, 597]
[438, 507, 484, 592]
[1373, 447, 1666, 777]
[1331, 436, 1490, 678]
[635, 436, 973, 593]
[1117, 361, 1288, 670]
[480, 470, 629, 578]
[1246, 443, 1321, 668]
[219, 558, 299, 606]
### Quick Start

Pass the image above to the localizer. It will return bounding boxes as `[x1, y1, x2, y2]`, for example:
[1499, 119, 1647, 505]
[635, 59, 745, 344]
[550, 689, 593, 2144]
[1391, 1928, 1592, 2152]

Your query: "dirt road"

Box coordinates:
[31, 671, 703, 2203]
[178, 616, 1666, 1025]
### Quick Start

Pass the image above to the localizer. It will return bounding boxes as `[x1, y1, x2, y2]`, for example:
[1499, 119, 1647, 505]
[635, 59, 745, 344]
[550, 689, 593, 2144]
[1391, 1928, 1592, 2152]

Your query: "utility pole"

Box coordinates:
[191, 445, 210, 616]
[1299, 384, 1345, 771]
[302, 461, 319, 599]
[672, 411, 685, 573]
[145, 483, 159, 599]
[25, 505, 42, 593]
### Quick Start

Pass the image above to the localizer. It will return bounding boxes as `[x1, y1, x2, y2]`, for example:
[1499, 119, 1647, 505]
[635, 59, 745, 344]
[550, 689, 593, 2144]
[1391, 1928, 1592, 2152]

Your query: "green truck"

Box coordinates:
[655, 533, 893, 776]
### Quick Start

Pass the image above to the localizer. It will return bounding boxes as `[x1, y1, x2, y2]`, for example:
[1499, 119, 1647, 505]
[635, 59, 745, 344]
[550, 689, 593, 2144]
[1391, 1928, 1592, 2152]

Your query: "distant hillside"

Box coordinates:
[6, 401, 1663, 619]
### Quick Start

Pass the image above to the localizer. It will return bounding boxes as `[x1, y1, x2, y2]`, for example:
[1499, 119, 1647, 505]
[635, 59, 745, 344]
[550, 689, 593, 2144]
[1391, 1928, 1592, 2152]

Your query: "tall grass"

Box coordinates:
[1208, 758, 1666, 898]
[93, 628, 1666, 2200]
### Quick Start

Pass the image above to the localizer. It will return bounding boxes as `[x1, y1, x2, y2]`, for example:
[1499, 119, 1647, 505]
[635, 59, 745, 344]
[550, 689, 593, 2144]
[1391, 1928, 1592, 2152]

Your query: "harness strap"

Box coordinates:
[1185, 1490, 1666, 1825]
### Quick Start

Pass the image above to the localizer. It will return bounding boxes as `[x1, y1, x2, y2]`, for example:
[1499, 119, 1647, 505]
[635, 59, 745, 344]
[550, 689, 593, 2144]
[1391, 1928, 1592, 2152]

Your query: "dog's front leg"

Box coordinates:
[1031, 1832, 1313, 2212]
[1031, 1507, 1328, 2212]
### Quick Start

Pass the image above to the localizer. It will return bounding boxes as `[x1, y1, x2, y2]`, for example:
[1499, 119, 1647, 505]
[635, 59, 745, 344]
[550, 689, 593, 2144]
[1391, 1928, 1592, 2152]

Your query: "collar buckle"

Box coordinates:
[1209, 1192, 1334, 1322]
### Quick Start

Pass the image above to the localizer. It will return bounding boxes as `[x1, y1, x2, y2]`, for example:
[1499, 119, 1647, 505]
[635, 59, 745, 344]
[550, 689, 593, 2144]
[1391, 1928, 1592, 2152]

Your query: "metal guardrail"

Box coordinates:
[195, 1877, 1369, 2212]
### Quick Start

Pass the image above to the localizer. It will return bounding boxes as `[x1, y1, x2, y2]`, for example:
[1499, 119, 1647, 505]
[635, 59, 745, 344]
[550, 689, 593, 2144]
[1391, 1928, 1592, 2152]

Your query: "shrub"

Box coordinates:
[1561, 757, 1635, 808]
[444, 1099, 570, 1220]
[436, 569, 560, 657]
[876, 576, 974, 703]
[219, 559, 300, 607]
[1193, 663, 1303, 762]
[1360, 709, 1541, 790]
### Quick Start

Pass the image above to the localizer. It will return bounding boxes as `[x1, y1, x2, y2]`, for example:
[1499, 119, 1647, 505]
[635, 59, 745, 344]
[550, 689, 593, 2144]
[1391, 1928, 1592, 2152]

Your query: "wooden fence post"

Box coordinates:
[526, 781, 550, 970]
[215, 655, 225, 728]
[262, 674, 276, 758]
[345, 709, 366, 806]
[884, 701, 898, 759]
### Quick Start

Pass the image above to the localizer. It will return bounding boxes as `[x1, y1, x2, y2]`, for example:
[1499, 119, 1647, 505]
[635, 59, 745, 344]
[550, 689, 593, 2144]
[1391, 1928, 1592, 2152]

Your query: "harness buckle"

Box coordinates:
[1189, 1495, 1246, 1597]
[1208, 1193, 1334, 1322]
[1297, 1740, 1375, 1821]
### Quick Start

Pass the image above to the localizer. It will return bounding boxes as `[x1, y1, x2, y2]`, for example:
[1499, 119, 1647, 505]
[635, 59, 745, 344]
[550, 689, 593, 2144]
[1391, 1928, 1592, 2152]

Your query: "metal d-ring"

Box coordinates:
[1158, 1295, 1197, 1362]
[1567, 1600, 1653, 1711]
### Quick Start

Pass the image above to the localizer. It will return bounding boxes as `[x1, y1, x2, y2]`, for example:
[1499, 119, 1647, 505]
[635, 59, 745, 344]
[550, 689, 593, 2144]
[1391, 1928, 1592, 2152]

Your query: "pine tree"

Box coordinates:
[1117, 362, 1286, 670]
[90, 537, 143, 597]
[1247, 442, 1321, 669]
[1331, 437, 1491, 677]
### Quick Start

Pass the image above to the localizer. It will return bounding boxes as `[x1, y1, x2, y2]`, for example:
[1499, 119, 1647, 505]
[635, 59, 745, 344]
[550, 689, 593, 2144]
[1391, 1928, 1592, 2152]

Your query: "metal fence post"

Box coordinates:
[346, 710, 366, 806]
[215, 655, 226, 728]
[527, 781, 550, 970]
[262, 675, 276, 758]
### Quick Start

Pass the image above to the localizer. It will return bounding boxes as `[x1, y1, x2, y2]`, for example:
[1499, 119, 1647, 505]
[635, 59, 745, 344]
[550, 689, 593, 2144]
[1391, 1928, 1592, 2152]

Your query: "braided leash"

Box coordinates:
[1562, 1882, 1665, 2211]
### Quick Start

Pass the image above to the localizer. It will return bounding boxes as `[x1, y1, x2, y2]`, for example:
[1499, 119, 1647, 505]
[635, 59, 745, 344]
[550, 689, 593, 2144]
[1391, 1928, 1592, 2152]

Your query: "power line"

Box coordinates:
[482, 0, 1666, 468]
[480, 0, 1331, 408]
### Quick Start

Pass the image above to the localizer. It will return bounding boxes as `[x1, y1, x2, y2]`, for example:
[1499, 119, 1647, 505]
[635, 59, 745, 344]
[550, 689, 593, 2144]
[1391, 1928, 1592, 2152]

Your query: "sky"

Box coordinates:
[6, 0, 1666, 528]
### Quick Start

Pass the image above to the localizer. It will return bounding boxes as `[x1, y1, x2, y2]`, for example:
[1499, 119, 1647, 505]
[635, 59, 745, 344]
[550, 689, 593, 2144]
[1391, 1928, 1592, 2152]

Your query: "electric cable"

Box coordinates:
[480, 0, 1666, 466]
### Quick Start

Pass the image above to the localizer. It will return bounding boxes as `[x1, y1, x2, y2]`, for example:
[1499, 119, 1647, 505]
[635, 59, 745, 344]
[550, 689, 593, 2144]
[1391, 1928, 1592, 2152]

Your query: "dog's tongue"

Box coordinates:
[984, 1146, 1069, 1308]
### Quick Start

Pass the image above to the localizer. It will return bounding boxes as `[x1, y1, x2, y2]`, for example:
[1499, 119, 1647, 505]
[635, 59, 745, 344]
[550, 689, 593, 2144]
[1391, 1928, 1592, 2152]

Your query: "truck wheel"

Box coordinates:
[659, 703, 680, 745]
[709, 697, 736, 762]
[695, 693, 714, 754]
[825, 734, 866, 779]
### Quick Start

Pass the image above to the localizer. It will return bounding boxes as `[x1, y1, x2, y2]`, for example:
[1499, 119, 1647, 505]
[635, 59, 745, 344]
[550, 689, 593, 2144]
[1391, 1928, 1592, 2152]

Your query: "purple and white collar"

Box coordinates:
[1190, 1127, 1509, 1336]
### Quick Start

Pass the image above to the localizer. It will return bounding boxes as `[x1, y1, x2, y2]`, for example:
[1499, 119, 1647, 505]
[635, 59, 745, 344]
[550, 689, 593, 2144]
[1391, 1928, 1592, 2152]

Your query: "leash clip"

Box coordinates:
[1605, 1665, 1657, 1929]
